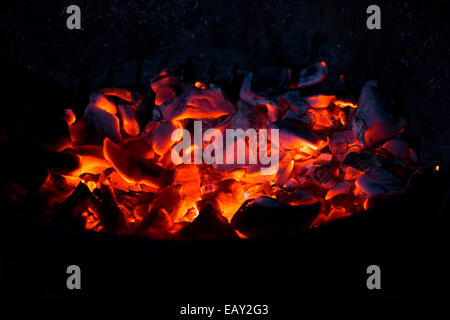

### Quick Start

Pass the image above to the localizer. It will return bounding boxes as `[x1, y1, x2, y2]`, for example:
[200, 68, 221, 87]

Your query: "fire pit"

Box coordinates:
[0, 59, 437, 241]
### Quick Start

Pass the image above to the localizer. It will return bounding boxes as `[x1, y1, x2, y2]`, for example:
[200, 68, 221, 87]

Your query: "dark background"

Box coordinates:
[0, 0, 449, 306]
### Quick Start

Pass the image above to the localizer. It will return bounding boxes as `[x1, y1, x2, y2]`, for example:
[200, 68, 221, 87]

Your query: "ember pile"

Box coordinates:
[3, 61, 422, 239]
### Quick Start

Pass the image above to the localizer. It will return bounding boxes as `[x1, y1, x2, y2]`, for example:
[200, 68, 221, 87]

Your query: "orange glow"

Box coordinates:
[28, 63, 418, 239]
[195, 81, 207, 89]
[305, 95, 336, 108]
[100, 88, 133, 103]
[334, 99, 358, 109]
[93, 95, 117, 114]
[63, 109, 76, 126]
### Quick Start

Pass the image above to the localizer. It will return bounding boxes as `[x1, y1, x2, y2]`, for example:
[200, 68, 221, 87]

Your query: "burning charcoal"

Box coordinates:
[151, 69, 180, 106]
[329, 130, 360, 155]
[202, 179, 245, 222]
[97, 184, 128, 235]
[253, 99, 284, 122]
[84, 103, 122, 143]
[164, 85, 235, 121]
[149, 121, 179, 156]
[317, 152, 333, 162]
[155, 186, 185, 221]
[239, 70, 289, 104]
[231, 100, 267, 131]
[313, 165, 337, 188]
[135, 208, 173, 238]
[239, 73, 264, 104]
[177, 201, 238, 240]
[352, 80, 406, 148]
[274, 160, 294, 186]
[250, 66, 291, 98]
[231, 197, 320, 237]
[343, 166, 364, 180]
[281, 109, 316, 129]
[89, 92, 118, 114]
[325, 194, 357, 222]
[155, 87, 177, 107]
[173, 164, 201, 208]
[22, 60, 424, 239]
[304, 95, 336, 109]
[344, 151, 387, 172]
[291, 61, 328, 89]
[278, 187, 318, 206]
[325, 182, 352, 200]
[53, 182, 93, 226]
[103, 137, 166, 189]
[278, 90, 310, 113]
[269, 119, 320, 150]
[62, 109, 76, 126]
[307, 108, 337, 130]
[381, 139, 410, 163]
[355, 168, 403, 197]
[100, 88, 133, 103]
[118, 105, 140, 137]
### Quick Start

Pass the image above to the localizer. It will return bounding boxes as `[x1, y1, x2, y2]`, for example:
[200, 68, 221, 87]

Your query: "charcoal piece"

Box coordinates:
[291, 61, 328, 89]
[177, 201, 238, 240]
[329, 130, 359, 155]
[251, 66, 291, 98]
[253, 99, 283, 122]
[149, 121, 179, 156]
[164, 85, 235, 121]
[304, 95, 336, 109]
[313, 165, 337, 188]
[381, 139, 410, 162]
[135, 208, 173, 237]
[84, 103, 122, 143]
[99, 88, 133, 104]
[231, 100, 267, 131]
[103, 137, 167, 189]
[325, 182, 352, 200]
[278, 90, 310, 113]
[52, 182, 93, 225]
[356, 168, 403, 197]
[89, 92, 118, 114]
[270, 119, 319, 150]
[231, 197, 320, 237]
[344, 151, 387, 172]
[352, 80, 406, 148]
[118, 105, 140, 137]
[97, 184, 128, 235]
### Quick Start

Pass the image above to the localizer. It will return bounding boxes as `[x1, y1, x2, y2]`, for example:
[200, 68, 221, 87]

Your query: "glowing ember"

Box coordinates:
[10, 62, 423, 239]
